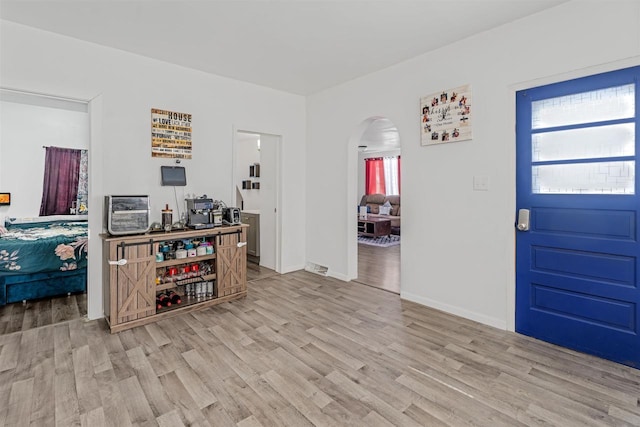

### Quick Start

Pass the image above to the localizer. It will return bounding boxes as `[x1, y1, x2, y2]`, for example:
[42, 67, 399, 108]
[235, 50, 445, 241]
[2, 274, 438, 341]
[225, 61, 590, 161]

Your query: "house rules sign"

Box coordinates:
[420, 84, 472, 146]
[151, 108, 192, 159]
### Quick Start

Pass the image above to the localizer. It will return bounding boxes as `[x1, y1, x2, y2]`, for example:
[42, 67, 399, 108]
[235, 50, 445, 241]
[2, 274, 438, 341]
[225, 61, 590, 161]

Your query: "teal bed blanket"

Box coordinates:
[0, 220, 88, 275]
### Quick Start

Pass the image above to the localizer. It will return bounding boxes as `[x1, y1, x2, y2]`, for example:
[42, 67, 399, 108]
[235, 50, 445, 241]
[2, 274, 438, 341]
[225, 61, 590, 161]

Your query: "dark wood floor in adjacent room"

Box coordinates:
[0, 292, 86, 336]
[1, 270, 639, 426]
[355, 242, 400, 294]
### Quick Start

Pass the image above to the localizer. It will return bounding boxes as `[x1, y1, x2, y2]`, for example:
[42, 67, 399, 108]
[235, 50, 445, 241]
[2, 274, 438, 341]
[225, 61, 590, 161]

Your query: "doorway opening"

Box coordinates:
[0, 88, 91, 334]
[349, 117, 401, 294]
[233, 129, 282, 281]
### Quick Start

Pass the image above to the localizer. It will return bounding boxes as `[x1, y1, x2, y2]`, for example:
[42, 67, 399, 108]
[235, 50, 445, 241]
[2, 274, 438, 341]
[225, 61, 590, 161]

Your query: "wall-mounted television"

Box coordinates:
[161, 166, 187, 186]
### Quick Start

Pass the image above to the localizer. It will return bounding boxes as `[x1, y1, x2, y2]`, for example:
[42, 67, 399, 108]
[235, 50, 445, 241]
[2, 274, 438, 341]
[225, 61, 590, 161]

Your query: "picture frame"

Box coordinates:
[0, 193, 10, 206]
[420, 84, 472, 146]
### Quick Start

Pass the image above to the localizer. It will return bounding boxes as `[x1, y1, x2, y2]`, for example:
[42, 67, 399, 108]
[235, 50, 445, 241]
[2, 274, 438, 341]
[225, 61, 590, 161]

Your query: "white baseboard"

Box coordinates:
[327, 271, 350, 282]
[400, 291, 507, 330]
[281, 264, 305, 274]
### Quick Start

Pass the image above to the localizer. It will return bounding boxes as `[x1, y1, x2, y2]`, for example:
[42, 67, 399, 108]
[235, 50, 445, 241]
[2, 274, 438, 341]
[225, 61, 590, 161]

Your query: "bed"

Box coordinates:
[0, 215, 88, 305]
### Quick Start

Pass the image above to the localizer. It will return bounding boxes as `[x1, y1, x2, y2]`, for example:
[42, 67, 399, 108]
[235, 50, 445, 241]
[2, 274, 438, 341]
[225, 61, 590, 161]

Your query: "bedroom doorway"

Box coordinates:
[349, 117, 401, 294]
[0, 88, 90, 335]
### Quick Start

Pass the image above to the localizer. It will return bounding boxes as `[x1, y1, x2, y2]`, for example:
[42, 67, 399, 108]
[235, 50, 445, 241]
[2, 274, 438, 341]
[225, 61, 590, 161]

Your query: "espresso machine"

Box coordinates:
[185, 197, 219, 229]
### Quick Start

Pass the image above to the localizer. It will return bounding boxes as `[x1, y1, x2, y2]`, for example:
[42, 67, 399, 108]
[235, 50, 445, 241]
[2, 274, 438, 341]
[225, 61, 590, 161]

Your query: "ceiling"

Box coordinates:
[0, 0, 566, 96]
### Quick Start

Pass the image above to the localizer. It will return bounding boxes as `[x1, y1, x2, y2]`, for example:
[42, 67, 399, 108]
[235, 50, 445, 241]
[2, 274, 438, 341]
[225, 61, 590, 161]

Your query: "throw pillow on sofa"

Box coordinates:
[379, 206, 391, 215]
[379, 201, 392, 215]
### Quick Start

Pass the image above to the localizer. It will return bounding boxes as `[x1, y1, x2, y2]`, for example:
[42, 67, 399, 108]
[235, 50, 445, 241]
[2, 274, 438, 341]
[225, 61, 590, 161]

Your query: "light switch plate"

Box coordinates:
[473, 175, 489, 191]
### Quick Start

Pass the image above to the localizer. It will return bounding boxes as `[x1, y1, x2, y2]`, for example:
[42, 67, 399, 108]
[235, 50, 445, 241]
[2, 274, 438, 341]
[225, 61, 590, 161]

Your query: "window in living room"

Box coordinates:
[365, 156, 401, 195]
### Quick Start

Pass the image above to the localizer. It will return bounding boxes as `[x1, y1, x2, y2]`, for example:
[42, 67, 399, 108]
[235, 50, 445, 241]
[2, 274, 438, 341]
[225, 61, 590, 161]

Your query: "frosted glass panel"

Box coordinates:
[532, 84, 634, 129]
[532, 123, 635, 161]
[533, 161, 634, 194]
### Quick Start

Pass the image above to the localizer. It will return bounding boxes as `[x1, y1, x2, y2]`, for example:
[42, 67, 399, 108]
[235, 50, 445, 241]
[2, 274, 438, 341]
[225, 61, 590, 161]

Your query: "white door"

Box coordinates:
[259, 134, 279, 271]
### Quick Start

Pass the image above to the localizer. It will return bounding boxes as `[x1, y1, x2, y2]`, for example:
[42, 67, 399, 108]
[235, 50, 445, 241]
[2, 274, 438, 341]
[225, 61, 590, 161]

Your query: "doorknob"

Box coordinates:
[517, 209, 530, 231]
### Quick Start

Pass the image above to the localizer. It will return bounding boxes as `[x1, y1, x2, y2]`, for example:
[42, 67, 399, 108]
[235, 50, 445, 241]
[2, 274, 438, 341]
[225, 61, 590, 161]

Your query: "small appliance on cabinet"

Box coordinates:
[223, 207, 241, 225]
[185, 197, 216, 229]
[104, 195, 151, 235]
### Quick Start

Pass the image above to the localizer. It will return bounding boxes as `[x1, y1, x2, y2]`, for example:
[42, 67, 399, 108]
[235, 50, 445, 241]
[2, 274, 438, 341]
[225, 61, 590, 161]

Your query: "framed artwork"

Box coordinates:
[0, 193, 10, 205]
[420, 84, 472, 146]
[151, 108, 192, 159]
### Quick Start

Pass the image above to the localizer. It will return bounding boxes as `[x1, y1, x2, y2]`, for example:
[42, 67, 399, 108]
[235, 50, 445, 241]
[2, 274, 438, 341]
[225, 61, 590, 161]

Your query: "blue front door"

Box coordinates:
[516, 66, 640, 368]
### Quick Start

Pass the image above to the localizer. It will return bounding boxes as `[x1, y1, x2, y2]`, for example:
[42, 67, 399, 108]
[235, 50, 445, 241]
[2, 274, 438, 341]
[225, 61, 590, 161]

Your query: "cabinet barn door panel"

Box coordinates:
[216, 230, 247, 297]
[112, 240, 155, 324]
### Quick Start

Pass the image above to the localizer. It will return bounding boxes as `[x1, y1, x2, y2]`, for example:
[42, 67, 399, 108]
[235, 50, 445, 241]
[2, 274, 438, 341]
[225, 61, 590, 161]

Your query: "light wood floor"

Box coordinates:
[0, 292, 86, 336]
[1, 270, 639, 426]
[355, 242, 400, 294]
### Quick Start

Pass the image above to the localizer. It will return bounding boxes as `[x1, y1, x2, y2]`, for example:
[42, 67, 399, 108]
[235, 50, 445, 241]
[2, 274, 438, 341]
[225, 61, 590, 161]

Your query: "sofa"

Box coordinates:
[359, 194, 401, 234]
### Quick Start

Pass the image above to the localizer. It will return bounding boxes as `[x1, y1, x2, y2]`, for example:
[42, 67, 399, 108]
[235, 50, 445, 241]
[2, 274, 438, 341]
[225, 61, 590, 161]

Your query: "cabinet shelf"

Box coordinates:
[156, 273, 217, 291]
[156, 294, 217, 314]
[155, 253, 216, 267]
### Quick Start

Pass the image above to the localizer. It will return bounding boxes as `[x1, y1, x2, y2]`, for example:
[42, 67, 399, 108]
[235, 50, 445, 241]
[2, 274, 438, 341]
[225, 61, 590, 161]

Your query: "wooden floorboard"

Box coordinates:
[0, 270, 639, 426]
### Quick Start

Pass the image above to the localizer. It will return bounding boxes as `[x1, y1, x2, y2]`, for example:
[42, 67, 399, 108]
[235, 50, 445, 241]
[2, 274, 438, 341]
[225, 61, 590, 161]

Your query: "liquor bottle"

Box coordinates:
[156, 293, 172, 310]
[167, 290, 182, 305]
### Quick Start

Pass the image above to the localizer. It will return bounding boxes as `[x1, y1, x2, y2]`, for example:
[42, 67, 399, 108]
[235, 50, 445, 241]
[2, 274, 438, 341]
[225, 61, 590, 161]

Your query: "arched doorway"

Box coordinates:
[347, 117, 401, 293]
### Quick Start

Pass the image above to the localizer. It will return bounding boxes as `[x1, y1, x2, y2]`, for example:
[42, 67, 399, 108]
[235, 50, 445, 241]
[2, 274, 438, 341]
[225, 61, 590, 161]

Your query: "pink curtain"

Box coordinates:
[365, 158, 386, 195]
[39, 146, 82, 216]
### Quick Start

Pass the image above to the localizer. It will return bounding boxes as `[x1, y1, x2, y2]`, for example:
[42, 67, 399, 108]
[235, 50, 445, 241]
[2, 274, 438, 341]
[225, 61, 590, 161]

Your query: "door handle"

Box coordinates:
[517, 209, 530, 231]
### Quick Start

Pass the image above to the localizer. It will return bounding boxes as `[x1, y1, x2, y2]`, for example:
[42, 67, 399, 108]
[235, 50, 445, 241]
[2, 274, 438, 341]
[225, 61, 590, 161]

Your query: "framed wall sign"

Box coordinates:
[420, 84, 472, 146]
[151, 108, 192, 159]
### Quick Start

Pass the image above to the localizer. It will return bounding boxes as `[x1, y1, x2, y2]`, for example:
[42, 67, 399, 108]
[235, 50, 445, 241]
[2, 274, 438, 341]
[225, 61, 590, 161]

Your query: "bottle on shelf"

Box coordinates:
[167, 290, 182, 305]
[156, 293, 172, 310]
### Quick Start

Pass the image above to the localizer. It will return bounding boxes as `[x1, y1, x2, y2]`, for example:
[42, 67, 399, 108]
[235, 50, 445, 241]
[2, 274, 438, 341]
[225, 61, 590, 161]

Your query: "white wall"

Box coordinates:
[306, 1, 640, 329]
[0, 98, 89, 219]
[1, 20, 307, 319]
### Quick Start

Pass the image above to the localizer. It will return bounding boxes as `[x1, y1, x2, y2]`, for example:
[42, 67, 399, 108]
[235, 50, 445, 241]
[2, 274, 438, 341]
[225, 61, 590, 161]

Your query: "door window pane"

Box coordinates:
[533, 161, 634, 194]
[532, 123, 635, 162]
[532, 84, 634, 129]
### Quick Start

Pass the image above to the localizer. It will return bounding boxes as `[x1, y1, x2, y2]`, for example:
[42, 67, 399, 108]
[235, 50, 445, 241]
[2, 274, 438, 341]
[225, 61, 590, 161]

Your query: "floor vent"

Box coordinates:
[305, 262, 328, 276]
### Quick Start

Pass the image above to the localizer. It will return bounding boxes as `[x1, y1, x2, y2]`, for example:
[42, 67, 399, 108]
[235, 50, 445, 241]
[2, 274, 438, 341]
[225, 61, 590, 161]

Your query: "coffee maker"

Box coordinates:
[185, 197, 217, 229]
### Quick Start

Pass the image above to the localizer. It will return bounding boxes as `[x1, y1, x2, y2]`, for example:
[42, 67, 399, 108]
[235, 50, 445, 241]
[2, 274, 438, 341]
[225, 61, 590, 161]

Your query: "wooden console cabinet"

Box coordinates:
[102, 225, 247, 333]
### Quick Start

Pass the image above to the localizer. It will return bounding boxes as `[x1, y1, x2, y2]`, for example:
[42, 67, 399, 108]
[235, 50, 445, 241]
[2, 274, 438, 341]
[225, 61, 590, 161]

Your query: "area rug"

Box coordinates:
[357, 234, 400, 247]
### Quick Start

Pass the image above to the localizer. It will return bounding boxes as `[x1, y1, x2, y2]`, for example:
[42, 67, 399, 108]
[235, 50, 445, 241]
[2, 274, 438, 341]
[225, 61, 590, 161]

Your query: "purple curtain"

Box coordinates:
[39, 147, 82, 216]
